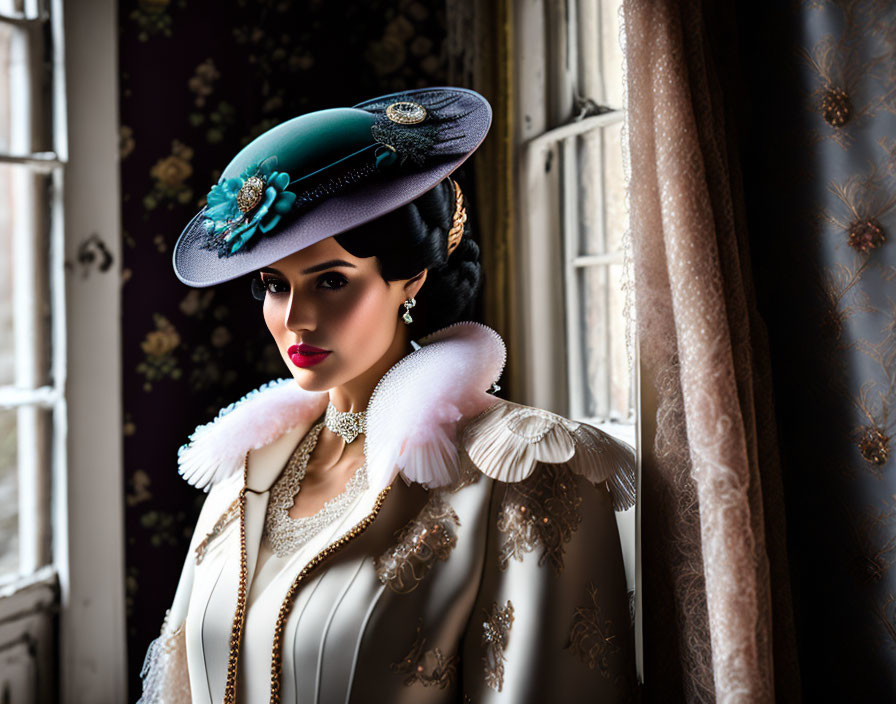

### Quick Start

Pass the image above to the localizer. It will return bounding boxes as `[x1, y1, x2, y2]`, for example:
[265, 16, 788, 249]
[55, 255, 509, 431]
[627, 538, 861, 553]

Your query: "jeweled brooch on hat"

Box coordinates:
[202, 156, 297, 255]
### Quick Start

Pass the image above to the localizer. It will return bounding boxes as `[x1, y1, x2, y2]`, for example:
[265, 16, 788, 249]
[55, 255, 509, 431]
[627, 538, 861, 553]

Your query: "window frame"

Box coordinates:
[0, 0, 127, 700]
[57, 0, 126, 699]
[0, 1, 69, 701]
[513, 0, 646, 681]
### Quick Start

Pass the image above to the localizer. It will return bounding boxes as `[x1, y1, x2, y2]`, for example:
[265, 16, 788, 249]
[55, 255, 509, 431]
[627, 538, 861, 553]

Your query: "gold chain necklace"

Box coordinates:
[222, 449, 393, 703]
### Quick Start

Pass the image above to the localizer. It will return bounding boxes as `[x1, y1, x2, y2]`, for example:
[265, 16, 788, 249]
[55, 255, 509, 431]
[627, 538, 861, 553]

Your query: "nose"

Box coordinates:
[283, 290, 317, 333]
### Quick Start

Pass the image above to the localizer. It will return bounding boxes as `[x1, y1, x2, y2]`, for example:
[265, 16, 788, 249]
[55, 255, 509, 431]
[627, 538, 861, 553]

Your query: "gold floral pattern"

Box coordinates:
[189, 58, 220, 108]
[818, 259, 875, 343]
[126, 469, 153, 507]
[858, 424, 890, 465]
[873, 593, 896, 649]
[820, 86, 852, 127]
[565, 581, 621, 679]
[851, 324, 895, 475]
[496, 463, 583, 574]
[194, 498, 240, 565]
[390, 618, 458, 688]
[822, 164, 896, 255]
[852, 494, 896, 583]
[798, 11, 890, 148]
[136, 314, 182, 391]
[119, 125, 135, 159]
[145, 139, 194, 210]
[375, 492, 460, 593]
[129, 0, 180, 43]
[481, 600, 514, 691]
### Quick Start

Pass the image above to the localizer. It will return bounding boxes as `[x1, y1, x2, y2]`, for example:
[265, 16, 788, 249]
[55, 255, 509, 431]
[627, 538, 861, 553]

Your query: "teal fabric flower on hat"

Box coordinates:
[201, 156, 297, 256]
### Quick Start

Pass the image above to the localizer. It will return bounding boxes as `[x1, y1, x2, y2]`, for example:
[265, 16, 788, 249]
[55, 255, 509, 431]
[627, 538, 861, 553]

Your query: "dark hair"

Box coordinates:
[252, 178, 482, 339]
[334, 178, 482, 338]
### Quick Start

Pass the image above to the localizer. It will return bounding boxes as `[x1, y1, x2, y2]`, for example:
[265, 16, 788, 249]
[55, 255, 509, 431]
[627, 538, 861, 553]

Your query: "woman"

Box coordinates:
[138, 87, 637, 703]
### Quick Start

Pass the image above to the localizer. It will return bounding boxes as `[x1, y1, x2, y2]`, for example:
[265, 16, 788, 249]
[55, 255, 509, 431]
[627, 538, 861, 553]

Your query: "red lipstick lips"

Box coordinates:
[288, 343, 331, 368]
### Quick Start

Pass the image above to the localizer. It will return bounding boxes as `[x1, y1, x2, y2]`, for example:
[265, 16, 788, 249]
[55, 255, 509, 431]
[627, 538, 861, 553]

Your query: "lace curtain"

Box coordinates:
[620, 1, 801, 700]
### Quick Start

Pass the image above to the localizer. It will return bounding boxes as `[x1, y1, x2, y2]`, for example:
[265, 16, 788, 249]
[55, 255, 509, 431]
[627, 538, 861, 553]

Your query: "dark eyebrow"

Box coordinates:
[259, 259, 357, 277]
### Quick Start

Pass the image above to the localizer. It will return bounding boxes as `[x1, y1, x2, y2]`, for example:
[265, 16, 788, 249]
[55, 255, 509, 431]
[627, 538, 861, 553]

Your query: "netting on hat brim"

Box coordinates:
[174, 151, 480, 287]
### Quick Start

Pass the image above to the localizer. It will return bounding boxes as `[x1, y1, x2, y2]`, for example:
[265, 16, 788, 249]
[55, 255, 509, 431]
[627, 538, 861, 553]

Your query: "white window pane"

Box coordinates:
[607, 260, 632, 419]
[578, 129, 606, 255]
[0, 1, 30, 18]
[577, 122, 625, 257]
[0, 17, 52, 157]
[580, 264, 609, 418]
[0, 407, 18, 577]
[0, 164, 51, 389]
[0, 167, 12, 385]
[603, 119, 626, 253]
[581, 262, 633, 421]
[0, 21, 13, 155]
[600, 0, 624, 109]
[578, 0, 624, 109]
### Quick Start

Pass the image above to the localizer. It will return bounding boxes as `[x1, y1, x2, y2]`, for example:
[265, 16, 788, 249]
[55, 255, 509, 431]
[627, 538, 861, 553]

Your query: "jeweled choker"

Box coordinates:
[324, 401, 367, 444]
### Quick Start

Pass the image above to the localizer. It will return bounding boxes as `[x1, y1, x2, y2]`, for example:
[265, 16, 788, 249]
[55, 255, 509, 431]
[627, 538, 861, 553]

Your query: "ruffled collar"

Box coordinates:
[177, 321, 507, 493]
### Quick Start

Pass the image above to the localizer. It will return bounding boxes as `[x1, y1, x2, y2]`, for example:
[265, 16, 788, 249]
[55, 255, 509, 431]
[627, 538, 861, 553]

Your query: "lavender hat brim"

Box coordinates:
[172, 87, 492, 288]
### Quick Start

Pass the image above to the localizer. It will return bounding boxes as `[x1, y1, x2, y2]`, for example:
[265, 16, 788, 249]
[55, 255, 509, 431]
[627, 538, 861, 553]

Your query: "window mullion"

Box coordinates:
[562, 134, 585, 420]
[0, 386, 58, 408]
[601, 127, 613, 419]
[12, 166, 51, 573]
[0, 14, 45, 28]
[572, 251, 623, 266]
[525, 109, 623, 152]
[0, 152, 64, 168]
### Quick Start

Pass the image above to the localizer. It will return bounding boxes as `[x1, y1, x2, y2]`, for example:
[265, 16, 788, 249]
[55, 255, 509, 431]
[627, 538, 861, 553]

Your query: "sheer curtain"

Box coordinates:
[620, 1, 801, 700]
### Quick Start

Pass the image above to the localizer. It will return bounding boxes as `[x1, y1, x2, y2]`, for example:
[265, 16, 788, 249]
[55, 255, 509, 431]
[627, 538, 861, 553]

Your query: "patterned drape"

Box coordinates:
[118, 1, 457, 700]
[621, 0, 801, 700]
[740, 0, 896, 699]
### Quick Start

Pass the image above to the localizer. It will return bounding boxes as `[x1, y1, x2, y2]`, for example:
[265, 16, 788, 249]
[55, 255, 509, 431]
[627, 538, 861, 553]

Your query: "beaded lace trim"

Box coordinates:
[263, 421, 369, 558]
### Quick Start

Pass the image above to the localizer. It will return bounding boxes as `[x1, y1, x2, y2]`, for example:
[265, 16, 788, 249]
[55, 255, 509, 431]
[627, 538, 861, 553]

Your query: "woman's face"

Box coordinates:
[258, 235, 425, 393]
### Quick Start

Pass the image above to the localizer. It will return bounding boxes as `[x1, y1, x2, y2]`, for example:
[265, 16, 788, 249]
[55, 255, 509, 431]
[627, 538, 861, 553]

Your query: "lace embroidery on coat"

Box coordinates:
[194, 497, 240, 565]
[565, 581, 621, 679]
[375, 492, 461, 593]
[481, 599, 514, 691]
[496, 463, 583, 574]
[446, 452, 482, 493]
[136, 608, 191, 703]
[390, 617, 459, 688]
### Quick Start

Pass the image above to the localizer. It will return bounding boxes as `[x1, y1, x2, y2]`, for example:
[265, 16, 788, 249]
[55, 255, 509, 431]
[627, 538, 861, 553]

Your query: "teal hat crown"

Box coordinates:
[202, 108, 391, 256]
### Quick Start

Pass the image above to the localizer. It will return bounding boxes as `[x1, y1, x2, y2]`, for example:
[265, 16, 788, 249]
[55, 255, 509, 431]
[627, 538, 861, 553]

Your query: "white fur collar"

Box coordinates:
[177, 321, 506, 493]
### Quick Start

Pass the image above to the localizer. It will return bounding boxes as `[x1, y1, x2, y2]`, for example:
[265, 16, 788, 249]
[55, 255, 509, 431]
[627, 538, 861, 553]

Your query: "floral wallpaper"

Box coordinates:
[118, 0, 451, 698]
[741, 0, 896, 697]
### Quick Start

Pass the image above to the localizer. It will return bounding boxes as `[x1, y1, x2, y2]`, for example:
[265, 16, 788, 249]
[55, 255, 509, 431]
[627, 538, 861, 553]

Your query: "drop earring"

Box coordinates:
[401, 297, 416, 324]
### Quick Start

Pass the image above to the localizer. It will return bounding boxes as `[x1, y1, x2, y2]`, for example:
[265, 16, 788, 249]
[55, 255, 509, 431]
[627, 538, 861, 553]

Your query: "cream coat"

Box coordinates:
[137, 322, 637, 703]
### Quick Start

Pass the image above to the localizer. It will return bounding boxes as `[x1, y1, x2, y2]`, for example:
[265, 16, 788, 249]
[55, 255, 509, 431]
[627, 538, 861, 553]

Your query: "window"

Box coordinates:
[0, 0, 66, 699]
[516, 0, 636, 436]
[563, 1, 633, 440]
[515, 0, 640, 669]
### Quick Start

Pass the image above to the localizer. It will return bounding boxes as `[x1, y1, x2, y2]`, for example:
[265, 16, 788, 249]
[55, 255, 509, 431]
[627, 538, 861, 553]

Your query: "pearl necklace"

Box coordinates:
[263, 421, 369, 558]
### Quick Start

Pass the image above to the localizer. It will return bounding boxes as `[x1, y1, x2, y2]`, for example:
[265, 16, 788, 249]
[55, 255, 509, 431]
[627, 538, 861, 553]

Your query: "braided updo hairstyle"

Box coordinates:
[332, 178, 482, 339]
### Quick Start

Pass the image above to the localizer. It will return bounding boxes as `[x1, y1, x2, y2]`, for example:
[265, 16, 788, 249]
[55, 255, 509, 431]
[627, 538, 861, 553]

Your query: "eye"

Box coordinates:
[318, 272, 348, 290]
[261, 276, 290, 295]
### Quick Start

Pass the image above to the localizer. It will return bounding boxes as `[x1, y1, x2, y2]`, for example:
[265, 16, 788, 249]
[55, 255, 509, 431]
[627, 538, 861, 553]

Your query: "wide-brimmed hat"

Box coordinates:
[171, 86, 492, 287]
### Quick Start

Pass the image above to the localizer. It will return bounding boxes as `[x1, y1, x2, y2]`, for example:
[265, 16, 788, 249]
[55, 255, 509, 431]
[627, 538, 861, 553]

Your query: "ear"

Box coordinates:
[404, 268, 428, 299]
